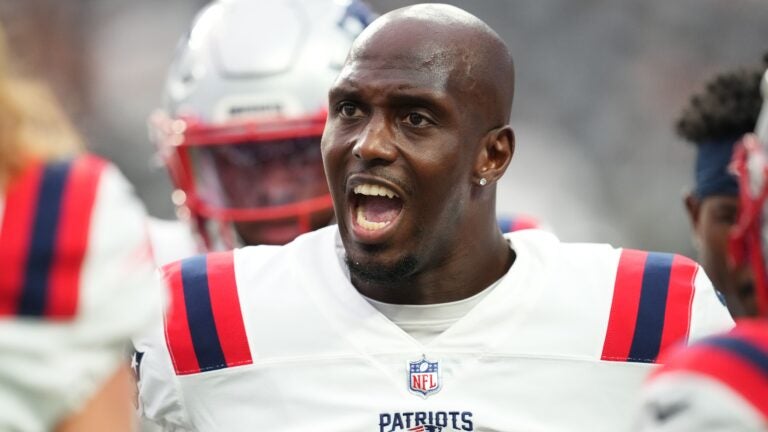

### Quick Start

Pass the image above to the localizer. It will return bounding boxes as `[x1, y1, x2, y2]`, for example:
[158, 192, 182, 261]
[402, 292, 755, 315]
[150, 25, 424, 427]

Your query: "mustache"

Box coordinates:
[343, 168, 413, 196]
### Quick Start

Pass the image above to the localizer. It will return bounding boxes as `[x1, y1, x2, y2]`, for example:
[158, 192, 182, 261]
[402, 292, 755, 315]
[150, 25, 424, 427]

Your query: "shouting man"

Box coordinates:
[137, 4, 733, 431]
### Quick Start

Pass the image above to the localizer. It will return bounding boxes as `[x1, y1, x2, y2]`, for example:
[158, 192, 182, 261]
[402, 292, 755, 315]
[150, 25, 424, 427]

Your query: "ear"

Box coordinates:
[684, 191, 701, 228]
[684, 191, 704, 252]
[473, 126, 514, 185]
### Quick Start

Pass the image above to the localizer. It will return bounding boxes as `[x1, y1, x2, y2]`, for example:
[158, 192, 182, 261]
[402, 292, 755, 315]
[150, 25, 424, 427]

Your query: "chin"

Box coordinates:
[345, 252, 418, 285]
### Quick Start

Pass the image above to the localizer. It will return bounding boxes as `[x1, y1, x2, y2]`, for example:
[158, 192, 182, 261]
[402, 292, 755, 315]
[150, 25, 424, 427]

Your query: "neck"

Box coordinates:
[351, 227, 514, 305]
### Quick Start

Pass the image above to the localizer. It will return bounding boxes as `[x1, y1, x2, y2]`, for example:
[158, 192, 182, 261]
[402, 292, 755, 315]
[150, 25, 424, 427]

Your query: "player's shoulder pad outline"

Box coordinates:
[0, 155, 107, 319]
[162, 250, 253, 375]
[601, 249, 698, 363]
[651, 322, 768, 419]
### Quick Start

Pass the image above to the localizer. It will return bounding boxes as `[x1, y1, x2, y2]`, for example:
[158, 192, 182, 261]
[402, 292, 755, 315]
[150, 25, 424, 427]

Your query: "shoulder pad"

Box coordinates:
[602, 249, 698, 363]
[162, 250, 252, 375]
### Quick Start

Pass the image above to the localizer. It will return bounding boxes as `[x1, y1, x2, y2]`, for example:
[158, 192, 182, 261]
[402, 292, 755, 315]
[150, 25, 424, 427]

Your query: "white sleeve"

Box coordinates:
[0, 163, 166, 431]
[687, 268, 734, 342]
[133, 316, 194, 432]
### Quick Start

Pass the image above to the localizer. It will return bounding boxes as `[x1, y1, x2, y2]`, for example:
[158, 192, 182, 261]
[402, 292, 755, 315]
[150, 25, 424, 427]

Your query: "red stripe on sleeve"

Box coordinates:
[653, 344, 768, 419]
[657, 255, 697, 357]
[0, 162, 44, 316]
[206, 251, 252, 368]
[601, 249, 647, 361]
[163, 260, 201, 374]
[46, 156, 107, 318]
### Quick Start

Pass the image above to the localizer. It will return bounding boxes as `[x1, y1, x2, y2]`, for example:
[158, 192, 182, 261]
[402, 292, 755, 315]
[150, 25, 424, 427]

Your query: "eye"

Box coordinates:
[337, 102, 363, 118]
[713, 206, 739, 226]
[403, 112, 433, 127]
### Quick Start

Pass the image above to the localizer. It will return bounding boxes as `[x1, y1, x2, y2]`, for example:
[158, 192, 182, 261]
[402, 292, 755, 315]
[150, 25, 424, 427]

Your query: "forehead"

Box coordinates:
[333, 53, 452, 96]
[330, 23, 471, 100]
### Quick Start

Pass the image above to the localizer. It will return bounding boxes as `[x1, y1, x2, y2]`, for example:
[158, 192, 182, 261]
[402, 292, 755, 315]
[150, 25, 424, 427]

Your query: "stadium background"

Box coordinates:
[1, 0, 767, 256]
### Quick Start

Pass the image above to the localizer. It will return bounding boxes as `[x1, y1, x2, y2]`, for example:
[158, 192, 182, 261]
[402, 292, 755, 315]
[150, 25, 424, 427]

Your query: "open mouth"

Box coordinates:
[351, 183, 404, 233]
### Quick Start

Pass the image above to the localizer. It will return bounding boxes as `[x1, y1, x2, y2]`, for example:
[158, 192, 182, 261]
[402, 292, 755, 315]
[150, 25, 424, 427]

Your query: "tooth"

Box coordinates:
[356, 207, 391, 231]
[353, 183, 399, 198]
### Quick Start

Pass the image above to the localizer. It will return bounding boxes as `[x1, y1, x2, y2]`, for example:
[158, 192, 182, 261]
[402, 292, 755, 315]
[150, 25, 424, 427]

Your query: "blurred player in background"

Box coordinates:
[636, 66, 768, 431]
[677, 58, 767, 317]
[0, 22, 163, 431]
[146, 0, 377, 265]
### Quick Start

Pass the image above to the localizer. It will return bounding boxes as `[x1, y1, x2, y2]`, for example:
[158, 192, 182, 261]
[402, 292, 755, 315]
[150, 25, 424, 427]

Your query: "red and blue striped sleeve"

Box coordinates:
[162, 250, 252, 375]
[0, 155, 106, 319]
[601, 249, 698, 363]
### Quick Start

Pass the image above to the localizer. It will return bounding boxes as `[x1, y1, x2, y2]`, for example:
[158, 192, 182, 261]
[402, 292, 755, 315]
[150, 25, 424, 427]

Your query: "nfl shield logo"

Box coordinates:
[408, 356, 441, 398]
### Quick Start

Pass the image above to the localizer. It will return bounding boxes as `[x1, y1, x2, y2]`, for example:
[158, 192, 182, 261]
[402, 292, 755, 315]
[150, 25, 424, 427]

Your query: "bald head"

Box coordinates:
[346, 4, 515, 127]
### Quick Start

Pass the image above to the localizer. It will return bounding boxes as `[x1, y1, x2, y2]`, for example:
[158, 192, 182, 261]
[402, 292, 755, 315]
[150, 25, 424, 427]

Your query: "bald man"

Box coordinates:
[137, 5, 733, 431]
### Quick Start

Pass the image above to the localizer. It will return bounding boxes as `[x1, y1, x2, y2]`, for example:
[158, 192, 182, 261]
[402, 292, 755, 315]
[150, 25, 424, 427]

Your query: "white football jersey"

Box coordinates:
[0, 155, 165, 431]
[137, 226, 733, 431]
[636, 319, 768, 431]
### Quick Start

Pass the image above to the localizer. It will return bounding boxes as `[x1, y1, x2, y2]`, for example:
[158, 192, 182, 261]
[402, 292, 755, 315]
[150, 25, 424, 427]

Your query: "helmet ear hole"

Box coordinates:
[152, 0, 376, 248]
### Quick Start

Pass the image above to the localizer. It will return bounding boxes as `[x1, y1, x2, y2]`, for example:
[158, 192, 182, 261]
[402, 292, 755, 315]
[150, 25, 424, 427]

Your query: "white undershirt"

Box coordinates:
[362, 279, 501, 344]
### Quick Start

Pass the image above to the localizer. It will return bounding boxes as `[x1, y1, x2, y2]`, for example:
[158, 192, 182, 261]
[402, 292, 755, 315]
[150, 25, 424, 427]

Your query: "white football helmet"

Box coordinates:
[150, 0, 376, 249]
[729, 67, 768, 316]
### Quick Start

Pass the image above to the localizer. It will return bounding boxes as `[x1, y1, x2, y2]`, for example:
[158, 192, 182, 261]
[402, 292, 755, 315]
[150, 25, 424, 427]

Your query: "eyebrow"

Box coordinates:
[329, 81, 453, 118]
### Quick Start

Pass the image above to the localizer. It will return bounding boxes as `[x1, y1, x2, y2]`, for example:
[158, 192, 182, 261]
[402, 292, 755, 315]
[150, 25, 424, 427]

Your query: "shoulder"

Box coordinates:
[161, 250, 250, 375]
[653, 320, 768, 400]
[639, 320, 768, 428]
[550, 241, 728, 364]
[600, 248, 728, 364]
[0, 155, 164, 430]
[158, 226, 339, 376]
[0, 154, 152, 319]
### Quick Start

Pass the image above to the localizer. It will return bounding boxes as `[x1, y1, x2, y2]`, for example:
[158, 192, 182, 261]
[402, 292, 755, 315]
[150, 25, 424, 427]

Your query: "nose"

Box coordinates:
[352, 112, 397, 163]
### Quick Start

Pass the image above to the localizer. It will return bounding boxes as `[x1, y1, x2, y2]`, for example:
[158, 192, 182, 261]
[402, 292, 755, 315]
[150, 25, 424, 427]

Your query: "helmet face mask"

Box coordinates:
[729, 134, 768, 316]
[152, 0, 375, 248]
[151, 109, 334, 246]
[728, 69, 768, 316]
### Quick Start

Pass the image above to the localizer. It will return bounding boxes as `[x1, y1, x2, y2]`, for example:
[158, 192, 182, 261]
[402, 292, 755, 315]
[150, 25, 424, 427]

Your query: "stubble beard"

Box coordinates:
[346, 253, 418, 287]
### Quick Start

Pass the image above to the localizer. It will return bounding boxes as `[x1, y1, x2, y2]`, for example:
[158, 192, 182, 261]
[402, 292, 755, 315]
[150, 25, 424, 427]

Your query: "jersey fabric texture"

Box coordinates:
[0, 155, 165, 431]
[137, 226, 733, 431]
[637, 318, 768, 431]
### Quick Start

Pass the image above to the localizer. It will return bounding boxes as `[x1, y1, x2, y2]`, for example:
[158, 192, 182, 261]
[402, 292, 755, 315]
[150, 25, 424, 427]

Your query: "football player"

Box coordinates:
[146, 0, 376, 264]
[636, 66, 768, 432]
[136, 5, 732, 430]
[676, 59, 767, 317]
[0, 22, 163, 431]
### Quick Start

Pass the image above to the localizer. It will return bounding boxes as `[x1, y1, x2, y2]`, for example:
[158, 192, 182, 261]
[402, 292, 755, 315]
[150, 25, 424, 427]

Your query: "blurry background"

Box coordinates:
[1, 0, 767, 257]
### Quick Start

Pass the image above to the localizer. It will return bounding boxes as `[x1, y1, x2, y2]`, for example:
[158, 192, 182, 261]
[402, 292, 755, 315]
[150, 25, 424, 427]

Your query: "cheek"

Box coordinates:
[321, 141, 345, 182]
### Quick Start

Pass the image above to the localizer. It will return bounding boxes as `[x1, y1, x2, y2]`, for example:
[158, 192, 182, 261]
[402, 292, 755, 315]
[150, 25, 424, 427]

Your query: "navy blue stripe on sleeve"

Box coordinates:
[17, 160, 71, 316]
[629, 252, 673, 362]
[181, 255, 227, 372]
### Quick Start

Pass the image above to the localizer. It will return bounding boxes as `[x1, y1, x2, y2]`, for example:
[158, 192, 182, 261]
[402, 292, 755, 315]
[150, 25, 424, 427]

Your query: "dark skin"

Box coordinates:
[684, 192, 755, 317]
[321, 4, 515, 304]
